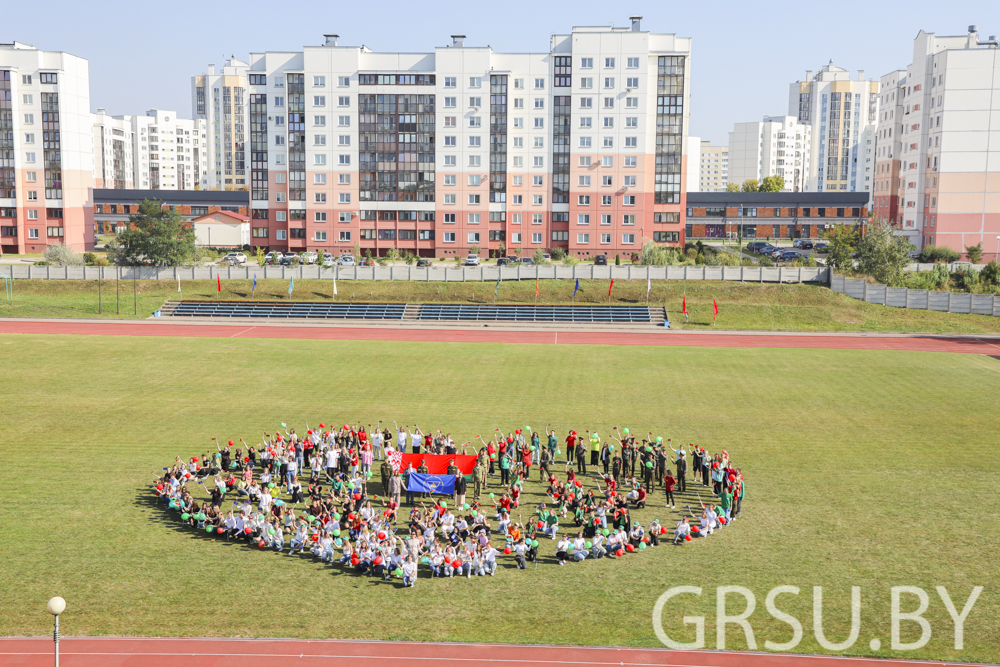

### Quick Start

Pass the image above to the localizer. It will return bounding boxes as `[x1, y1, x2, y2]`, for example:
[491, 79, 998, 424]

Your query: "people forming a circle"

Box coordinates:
[153, 421, 745, 585]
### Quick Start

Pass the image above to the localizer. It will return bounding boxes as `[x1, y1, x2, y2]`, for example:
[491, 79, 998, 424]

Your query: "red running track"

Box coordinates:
[2, 318, 1000, 355]
[0, 637, 989, 667]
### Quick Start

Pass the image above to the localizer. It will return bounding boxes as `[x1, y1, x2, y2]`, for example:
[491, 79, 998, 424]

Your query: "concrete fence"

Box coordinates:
[4, 263, 832, 284]
[831, 274, 1000, 317]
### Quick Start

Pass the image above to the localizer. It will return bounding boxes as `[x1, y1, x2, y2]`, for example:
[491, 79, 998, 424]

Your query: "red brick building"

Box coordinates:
[685, 192, 869, 240]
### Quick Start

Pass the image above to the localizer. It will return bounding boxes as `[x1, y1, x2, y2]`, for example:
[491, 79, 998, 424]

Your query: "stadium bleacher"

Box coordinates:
[167, 301, 405, 320]
[418, 305, 652, 323]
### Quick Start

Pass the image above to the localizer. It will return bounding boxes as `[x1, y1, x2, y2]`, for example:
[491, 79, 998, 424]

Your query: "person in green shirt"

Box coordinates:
[547, 430, 558, 463]
[716, 487, 733, 522]
[499, 451, 512, 486]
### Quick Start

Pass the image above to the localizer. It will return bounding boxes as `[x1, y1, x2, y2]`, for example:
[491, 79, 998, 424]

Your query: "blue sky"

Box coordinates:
[5, 0, 996, 144]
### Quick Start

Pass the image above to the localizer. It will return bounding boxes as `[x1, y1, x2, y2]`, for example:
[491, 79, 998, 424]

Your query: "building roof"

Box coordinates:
[93, 189, 249, 206]
[191, 210, 250, 223]
[686, 192, 869, 206]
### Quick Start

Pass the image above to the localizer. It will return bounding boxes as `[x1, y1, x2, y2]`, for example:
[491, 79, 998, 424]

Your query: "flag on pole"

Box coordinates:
[216, 275, 221, 293]
[177, 276, 181, 294]
[495, 275, 500, 297]
[288, 275, 294, 295]
[647, 277, 651, 295]
[713, 299, 719, 323]
[573, 278, 579, 299]
[682, 296, 689, 323]
[252, 274, 257, 299]
[535, 277, 539, 296]
[333, 277, 338, 296]
[608, 279, 614, 296]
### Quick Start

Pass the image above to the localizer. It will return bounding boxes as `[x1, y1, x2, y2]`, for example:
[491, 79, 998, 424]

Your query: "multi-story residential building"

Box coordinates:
[129, 109, 207, 190]
[873, 69, 907, 239]
[875, 26, 1000, 259]
[94, 109, 207, 191]
[728, 116, 811, 192]
[697, 140, 728, 192]
[685, 136, 701, 192]
[686, 191, 869, 240]
[789, 62, 879, 197]
[192, 58, 249, 191]
[1, 41, 94, 253]
[93, 109, 135, 189]
[225, 18, 690, 258]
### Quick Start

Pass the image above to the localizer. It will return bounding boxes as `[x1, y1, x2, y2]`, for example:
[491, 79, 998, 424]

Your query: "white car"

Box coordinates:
[264, 251, 283, 265]
[222, 252, 247, 265]
[301, 251, 318, 264]
[463, 254, 481, 266]
[338, 254, 356, 266]
[321, 253, 335, 266]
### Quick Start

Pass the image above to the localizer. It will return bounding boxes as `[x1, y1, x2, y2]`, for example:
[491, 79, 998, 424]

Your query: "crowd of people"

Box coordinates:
[153, 421, 746, 585]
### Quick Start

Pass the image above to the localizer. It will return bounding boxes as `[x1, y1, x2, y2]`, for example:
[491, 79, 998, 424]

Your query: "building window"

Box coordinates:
[622, 233, 635, 244]
[551, 231, 569, 241]
[443, 232, 456, 243]
[47, 226, 64, 237]
[339, 231, 351, 242]
[622, 215, 635, 225]
[468, 232, 480, 243]
[577, 233, 590, 244]
[315, 230, 328, 241]
[276, 229, 287, 240]
[577, 214, 590, 225]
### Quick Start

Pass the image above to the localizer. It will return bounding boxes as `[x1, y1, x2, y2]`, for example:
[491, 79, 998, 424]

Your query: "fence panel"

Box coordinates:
[703, 267, 723, 281]
[843, 278, 866, 300]
[885, 287, 908, 308]
[865, 284, 887, 305]
[927, 291, 950, 312]
[971, 295, 994, 316]
[948, 293, 972, 314]
[830, 274, 846, 293]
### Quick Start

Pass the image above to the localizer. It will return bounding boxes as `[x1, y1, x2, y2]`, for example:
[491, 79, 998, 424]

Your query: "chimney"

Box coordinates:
[97, 107, 106, 115]
[969, 24, 978, 34]
[805, 69, 812, 81]
[324, 34, 339, 46]
[208, 64, 215, 75]
[629, 16, 642, 32]
[451, 34, 466, 47]
[857, 69, 865, 81]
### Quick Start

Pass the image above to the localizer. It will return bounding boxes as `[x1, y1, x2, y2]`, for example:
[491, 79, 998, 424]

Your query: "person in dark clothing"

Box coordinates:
[675, 453, 687, 493]
[575, 440, 587, 475]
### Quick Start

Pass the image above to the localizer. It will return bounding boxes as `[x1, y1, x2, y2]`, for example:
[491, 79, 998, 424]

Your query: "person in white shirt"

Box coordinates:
[555, 535, 570, 565]
[481, 544, 498, 576]
[591, 531, 607, 559]
[673, 517, 691, 544]
[410, 426, 422, 454]
[394, 422, 408, 453]
[402, 556, 417, 587]
[572, 533, 588, 561]
[371, 429, 384, 460]
[258, 488, 272, 513]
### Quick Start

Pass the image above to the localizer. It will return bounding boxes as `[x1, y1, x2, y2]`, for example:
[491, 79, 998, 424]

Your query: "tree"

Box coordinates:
[725, 182, 741, 192]
[759, 176, 785, 193]
[496, 241, 506, 259]
[823, 226, 858, 271]
[965, 242, 983, 264]
[44, 244, 84, 266]
[105, 199, 195, 266]
[532, 248, 548, 264]
[469, 245, 481, 256]
[856, 217, 915, 286]
[254, 246, 266, 266]
[739, 179, 760, 193]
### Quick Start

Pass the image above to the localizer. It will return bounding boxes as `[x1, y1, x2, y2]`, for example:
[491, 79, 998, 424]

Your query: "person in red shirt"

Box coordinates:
[521, 446, 532, 478]
[664, 471, 676, 509]
[565, 430, 577, 465]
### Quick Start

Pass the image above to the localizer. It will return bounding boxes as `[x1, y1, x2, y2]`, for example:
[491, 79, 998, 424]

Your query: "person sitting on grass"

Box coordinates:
[673, 517, 691, 545]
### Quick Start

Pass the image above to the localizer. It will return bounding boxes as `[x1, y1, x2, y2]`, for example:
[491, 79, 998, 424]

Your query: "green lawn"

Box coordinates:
[0, 334, 997, 662]
[2, 278, 1000, 334]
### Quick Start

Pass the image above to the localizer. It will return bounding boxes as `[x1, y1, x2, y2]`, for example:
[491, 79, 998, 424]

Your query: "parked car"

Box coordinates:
[496, 257, 512, 266]
[594, 254, 608, 265]
[337, 254, 356, 266]
[264, 251, 283, 265]
[416, 258, 432, 267]
[746, 241, 769, 252]
[279, 253, 298, 266]
[764, 246, 785, 258]
[793, 239, 813, 249]
[463, 254, 480, 266]
[541, 253, 552, 262]
[813, 243, 829, 253]
[776, 250, 805, 262]
[321, 253, 335, 266]
[222, 252, 247, 265]
[301, 251, 318, 264]
[757, 245, 777, 257]
[519, 257, 534, 265]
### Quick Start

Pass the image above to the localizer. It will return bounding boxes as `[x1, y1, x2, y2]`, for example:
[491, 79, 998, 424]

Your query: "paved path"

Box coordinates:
[2, 318, 1000, 355]
[0, 637, 990, 667]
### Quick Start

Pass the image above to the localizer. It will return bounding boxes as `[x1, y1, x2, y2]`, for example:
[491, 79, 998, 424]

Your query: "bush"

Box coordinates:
[906, 263, 950, 290]
[83, 252, 96, 265]
[43, 244, 84, 266]
[549, 247, 567, 261]
[403, 251, 417, 266]
[531, 248, 549, 265]
[563, 256, 579, 266]
[917, 245, 960, 263]
[981, 260, 1000, 288]
[639, 240, 678, 266]
[615, 254, 620, 266]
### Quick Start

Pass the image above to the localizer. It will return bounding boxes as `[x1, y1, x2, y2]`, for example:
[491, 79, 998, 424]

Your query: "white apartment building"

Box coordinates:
[93, 108, 135, 189]
[223, 19, 691, 258]
[728, 116, 811, 191]
[192, 58, 249, 190]
[874, 26, 1000, 258]
[1, 41, 94, 253]
[696, 140, 728, 191]
[130, 109, 207, 190]
[685, 136, 701, 192]
[789, 62, 879, 196]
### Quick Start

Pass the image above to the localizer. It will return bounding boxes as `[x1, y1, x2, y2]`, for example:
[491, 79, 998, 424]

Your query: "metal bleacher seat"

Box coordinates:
[168, 301, 405, 320]
[417, 305, 651, 323]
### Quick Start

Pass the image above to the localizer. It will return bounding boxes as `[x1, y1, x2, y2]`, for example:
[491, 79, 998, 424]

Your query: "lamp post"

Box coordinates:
[995, 235, 1000, 263]
[47, 597, 65, 666]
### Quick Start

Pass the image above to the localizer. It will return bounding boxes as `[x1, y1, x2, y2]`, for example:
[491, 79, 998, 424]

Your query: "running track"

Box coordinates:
[0, 637, 990, 667]
[2, 318, 1000, 355]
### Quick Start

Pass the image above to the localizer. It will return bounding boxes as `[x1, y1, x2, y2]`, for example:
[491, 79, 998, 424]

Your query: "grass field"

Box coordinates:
[0, 333, 998, 662]
[2, 278, 1000, 334]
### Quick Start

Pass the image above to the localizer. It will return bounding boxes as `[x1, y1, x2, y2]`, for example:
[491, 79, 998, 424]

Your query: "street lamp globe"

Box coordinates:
[47, 597, 66, 615]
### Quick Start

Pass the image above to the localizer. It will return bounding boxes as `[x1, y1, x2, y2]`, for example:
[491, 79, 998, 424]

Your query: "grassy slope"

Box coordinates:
[2, 278, 1000, 334]
[0, 334, 998, 662]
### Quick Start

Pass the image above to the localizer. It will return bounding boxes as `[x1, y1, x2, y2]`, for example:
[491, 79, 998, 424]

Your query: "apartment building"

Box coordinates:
[1, 41, 94, 253]
[789, 62, 879, 197]
[130, 109, 207, 190]
[92, 188, 248, 236]
[697, 140, 728, 192]
[192, 58, 249, 191]
[221, 18, 690, 258]
[93, 109, 135, 189]
[728, 116, 811, 192]
[875, 26, 1000, 258]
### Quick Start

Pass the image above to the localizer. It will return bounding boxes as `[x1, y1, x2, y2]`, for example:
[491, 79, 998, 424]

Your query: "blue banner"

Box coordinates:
[407, 473, 455, 495]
